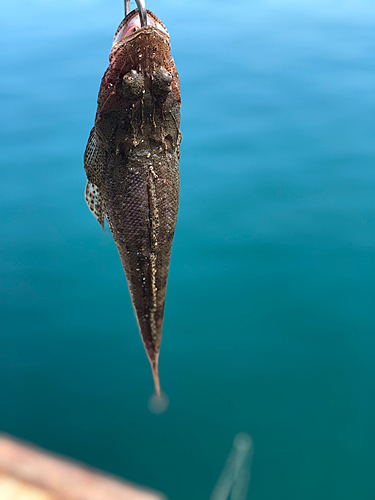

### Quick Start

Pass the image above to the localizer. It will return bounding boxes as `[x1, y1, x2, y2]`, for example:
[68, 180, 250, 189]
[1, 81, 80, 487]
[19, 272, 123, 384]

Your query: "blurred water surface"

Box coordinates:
[1, 1, 375, 499]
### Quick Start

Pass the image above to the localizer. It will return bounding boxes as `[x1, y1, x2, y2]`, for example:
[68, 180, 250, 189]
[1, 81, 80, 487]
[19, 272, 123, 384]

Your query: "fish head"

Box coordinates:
[108, 9, 178, 86]
[95, 9, 180, 153]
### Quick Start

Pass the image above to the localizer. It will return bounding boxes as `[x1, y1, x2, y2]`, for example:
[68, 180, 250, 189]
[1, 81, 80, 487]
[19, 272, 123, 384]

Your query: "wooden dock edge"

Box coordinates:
[0, 433, 166, 500]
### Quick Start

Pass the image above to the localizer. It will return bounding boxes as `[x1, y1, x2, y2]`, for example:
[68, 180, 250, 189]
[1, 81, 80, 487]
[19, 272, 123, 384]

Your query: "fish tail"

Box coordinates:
[150, 354, 161, 398]
[147, 352, 169, 414]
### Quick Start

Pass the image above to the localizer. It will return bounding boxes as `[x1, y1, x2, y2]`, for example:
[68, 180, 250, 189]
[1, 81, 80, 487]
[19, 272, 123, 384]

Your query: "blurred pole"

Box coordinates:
[210, 433, 254, 500]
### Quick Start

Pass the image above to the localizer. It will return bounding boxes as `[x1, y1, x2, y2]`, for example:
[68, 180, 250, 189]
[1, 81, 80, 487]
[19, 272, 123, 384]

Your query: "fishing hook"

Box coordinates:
[125, 0, 148, 27]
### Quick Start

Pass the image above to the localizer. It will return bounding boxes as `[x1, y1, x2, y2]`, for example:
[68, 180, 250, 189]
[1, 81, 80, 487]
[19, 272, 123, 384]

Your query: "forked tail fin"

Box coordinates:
[210, 433, 254, 500]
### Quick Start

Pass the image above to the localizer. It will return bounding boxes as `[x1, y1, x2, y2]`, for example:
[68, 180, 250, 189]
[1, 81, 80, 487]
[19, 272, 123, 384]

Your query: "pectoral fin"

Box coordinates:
[84, 129, 104, 181]
[85, 182, 104, 229]
[84, 128, 106, 228]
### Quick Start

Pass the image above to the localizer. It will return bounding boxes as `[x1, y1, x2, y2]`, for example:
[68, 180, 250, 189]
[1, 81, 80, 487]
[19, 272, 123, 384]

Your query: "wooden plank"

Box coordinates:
[0, 434, 165, 500]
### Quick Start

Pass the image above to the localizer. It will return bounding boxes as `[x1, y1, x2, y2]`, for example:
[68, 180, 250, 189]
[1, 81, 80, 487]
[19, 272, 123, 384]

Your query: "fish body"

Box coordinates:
[84, 10, 181, 396]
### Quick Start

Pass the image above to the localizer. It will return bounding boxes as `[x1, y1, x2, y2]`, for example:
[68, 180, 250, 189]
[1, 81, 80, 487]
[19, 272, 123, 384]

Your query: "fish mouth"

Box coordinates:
[112, 10, 169, 48]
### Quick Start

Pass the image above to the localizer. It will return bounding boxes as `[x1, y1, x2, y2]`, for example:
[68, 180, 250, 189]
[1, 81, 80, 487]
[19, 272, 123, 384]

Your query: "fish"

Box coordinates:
[84, 8, 181, 399]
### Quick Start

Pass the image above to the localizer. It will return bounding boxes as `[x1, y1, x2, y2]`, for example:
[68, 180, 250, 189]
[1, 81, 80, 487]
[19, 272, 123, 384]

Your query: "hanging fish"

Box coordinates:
[84, 0, 181, 400]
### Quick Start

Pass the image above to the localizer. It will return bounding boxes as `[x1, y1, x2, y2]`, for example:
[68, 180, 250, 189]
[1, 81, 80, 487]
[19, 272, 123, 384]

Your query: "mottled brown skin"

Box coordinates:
[84, 10, 181, 396]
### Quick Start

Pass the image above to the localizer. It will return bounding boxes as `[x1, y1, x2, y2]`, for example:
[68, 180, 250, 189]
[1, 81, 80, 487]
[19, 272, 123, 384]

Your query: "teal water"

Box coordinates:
[1, 0, 375, 498]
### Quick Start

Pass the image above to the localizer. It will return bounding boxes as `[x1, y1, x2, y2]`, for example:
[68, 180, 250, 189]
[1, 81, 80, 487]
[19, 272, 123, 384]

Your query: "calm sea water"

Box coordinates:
[1, 1, 375, 498]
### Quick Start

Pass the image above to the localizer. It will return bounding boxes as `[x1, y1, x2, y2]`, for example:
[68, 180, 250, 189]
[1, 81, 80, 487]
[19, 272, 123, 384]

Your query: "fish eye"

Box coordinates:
[122, 69, 144, 99]
[153, 67, 173, 97]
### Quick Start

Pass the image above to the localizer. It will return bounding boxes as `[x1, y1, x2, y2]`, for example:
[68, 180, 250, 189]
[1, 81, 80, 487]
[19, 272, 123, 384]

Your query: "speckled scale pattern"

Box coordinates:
[83, 10, 181, 395]
[85, 182, 104, 228]
[84, 128, 105, 188]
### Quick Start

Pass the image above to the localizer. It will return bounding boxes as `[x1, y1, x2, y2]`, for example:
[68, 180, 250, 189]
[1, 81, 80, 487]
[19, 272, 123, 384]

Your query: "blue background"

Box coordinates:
[1, 1, 375, 498]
